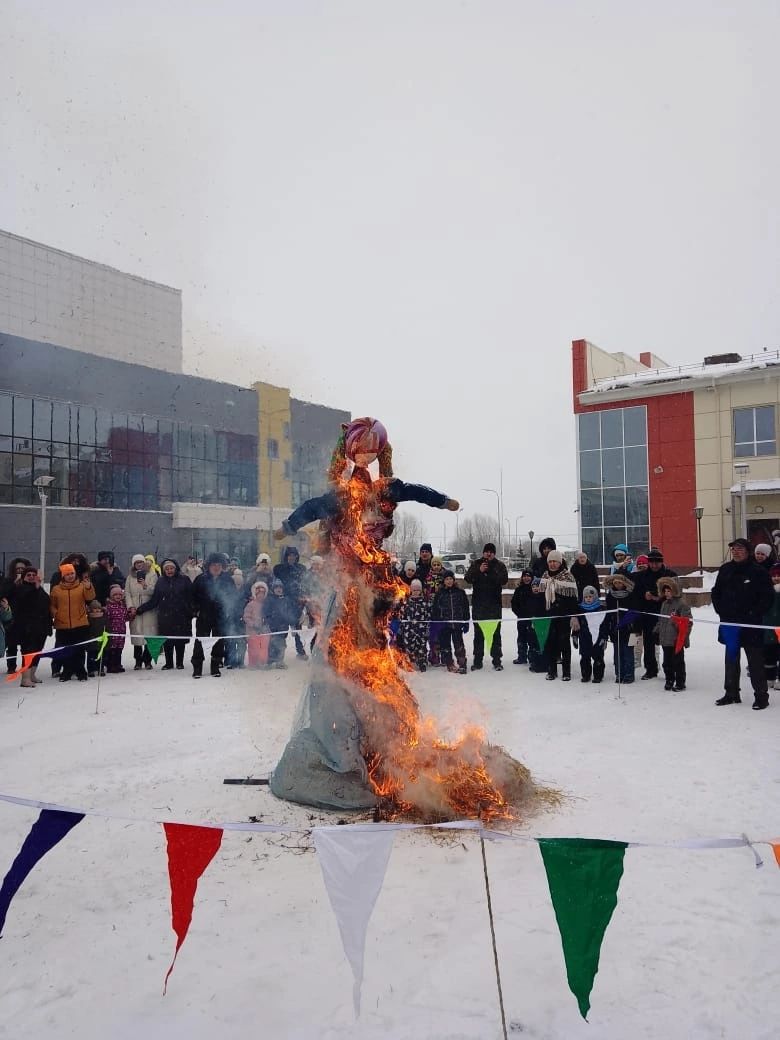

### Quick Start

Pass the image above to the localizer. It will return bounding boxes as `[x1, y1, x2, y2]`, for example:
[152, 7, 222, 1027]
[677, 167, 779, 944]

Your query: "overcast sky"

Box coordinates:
[2, 1, 778, 548]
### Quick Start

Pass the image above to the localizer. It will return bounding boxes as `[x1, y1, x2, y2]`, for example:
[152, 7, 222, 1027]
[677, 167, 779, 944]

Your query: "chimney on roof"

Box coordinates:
[704, 353, 742, 366]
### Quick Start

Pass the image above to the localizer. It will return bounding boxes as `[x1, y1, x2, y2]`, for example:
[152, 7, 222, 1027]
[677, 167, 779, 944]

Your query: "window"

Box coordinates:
[577, 406, 649, 564]
[734, 406, 776, 457]
[267, 438, 279, 460]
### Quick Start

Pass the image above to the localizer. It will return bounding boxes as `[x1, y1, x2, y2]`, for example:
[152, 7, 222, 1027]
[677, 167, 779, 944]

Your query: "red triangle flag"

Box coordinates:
[670, 615, 692, 655]
[162, 822, 223, 993]
[5, 653, 38, 683]
[775, 628, 780, 644]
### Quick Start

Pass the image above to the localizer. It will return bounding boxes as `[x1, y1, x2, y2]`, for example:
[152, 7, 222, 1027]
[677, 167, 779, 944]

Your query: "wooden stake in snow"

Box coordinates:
[480, 833, 508, 1040]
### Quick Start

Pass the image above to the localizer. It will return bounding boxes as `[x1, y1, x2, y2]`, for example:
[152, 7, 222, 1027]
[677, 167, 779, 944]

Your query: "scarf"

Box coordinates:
[543, 568, 578, 611]
[579, 598, 602, 612]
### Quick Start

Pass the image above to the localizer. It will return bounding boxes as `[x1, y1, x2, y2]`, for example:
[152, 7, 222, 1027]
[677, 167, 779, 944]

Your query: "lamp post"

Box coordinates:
[504, 519, 512, 557]
[693, 506, 704, 572]
[528, 529, 535, 563]
[734, 463, 750, 540]
[33, 475, 55, 576]
[513, 515, 524, 550]
[481, 488, 501, 550]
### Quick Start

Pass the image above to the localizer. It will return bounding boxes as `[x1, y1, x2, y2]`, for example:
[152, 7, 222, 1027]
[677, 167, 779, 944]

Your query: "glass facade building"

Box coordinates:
[0, 391, 258, 510]
[577, 405, 649, 564]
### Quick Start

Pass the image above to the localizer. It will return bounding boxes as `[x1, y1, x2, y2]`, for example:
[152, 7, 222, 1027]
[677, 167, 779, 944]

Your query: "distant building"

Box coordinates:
[572, 340, 780, 568]
[0, 231, 349, 571]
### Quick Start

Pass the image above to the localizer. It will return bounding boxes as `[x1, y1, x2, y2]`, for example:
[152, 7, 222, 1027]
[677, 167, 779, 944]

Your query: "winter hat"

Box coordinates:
[443, 570, 456, 581]
[97, 550, 114, 564]
[22, 565, 38, 578]
[612, 543, 630, 557]
[582, 585, 599, 599]
[108, 584, 124, 597]
[656, 576, 681, 597]
[546, 550, 564, 565]
[410, 578, 423, 591]
[271, 578, 284, 591]
[431, 556, 443, 566]
[419, 543, 433, 554]
[131, 554, 146, 566]
[255, 553, 271, 565]
[635, 554, 649, 567]
[754, 543, 772, 557]
[252, 581, 269, 595]
[404, 560, 417, 573]
[59, 563, 76, 579]
[538, 537, 557, 554]
[483, 543, 497, 554]
[646, 548, 664, 562]
[604, 573, 635, 594]
[728, 538, 751, 552]
[521, 569, 533, 579]
[206, 552, 228, 568]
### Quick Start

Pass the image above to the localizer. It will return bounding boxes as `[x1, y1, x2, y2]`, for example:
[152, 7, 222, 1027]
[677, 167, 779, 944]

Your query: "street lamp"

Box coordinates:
[513, 515, 524, 550]
[734, 463, 750, 540]
[33, 475, 55, 576]
[528, 529, 535, 562]
[481, 488, 501, 551]
[504, 518, 512, 556]
[693, 506, 704, 572]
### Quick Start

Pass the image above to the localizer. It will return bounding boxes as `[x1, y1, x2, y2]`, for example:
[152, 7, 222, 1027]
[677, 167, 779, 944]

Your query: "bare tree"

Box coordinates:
[449, 512, 500, 554]
[387, 511, 423, 561]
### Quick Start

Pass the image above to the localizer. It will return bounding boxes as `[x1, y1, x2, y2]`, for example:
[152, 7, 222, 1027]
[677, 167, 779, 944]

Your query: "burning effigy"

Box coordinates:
[268, 418, 555, 821]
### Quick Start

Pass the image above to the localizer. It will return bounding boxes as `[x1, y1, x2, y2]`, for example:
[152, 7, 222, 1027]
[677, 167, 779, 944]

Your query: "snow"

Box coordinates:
[728, 477, 780, 495]
[581, 349, 780, 397]
[1, 611, 778, 1040]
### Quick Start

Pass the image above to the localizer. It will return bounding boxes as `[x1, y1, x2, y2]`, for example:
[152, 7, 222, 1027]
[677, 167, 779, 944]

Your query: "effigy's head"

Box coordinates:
[343, 417, 388, 466]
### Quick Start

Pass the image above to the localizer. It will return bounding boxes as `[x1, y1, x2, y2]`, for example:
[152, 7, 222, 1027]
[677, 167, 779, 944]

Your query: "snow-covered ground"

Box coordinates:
[1, 607, 778, 1040]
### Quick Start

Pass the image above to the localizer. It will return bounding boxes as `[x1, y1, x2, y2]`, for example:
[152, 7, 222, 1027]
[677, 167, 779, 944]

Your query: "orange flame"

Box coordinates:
[324, 472, 515, 821]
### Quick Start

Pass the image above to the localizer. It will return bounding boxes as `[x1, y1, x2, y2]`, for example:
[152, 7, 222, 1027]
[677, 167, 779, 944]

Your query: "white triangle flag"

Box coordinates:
[313, 827, 394, 1016]
[584, 612, 603, 642]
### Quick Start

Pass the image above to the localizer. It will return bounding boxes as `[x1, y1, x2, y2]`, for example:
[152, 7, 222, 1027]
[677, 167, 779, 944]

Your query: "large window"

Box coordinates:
[0, 392, 258, 510]
[578, 406, 649, 565]
[734, 405, 776, 458]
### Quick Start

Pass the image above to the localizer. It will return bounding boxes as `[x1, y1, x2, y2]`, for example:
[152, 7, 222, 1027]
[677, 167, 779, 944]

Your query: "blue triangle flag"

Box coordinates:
[0, 810, 85, 936]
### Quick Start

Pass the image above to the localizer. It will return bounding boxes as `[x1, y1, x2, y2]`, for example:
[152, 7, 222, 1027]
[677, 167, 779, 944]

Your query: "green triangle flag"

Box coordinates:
[476, 620, 499, 647]
[145, 636, 167, 663]
[95, 630, 110, 661]
[531, 616, 552, 649]
[537, 838, 626, 1020]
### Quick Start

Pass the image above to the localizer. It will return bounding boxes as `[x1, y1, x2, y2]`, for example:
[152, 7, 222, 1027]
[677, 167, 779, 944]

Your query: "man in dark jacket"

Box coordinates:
[711, 538, 774, 709]
[531, 537, 557, 578]
[465, 543, 508, 670]
[91, 551, 126, 605]
[632, 547, 677, 679]
[191, 553, 238, 678]
[274, 546, 309, 659]
[569, 551, 600, 599]
[432, 571, 470, 673]
[416, 543, 434, 582]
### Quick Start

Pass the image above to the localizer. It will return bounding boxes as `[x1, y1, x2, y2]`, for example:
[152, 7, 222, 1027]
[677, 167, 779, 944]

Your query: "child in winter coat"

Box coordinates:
[432, 571, 469, 673]
[103, 584, 129, 673]
[243, 581, 271, 668]
[510, 569, 537, 665]
[571, 585, 606, 683]
[424, 557, 446, 665]
[601, 573, 638, 683]
[400, 579, 432, 672]
[762, 564, 780, 689]
[653, 576, 693, 691]
[263, 579, 291, 669]
[86, 599, 106, 677]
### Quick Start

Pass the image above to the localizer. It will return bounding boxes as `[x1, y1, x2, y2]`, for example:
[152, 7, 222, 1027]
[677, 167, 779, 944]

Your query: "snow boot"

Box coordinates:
[210, 659, 222, 678]
[580, 660, 592, 683]
[715, 694, 740, 705]
[592, 659, 605, 684]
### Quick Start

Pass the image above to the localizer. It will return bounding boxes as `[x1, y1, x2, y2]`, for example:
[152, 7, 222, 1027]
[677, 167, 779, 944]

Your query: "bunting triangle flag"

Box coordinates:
[313, 827, 395, 1016]
[775, 628, 780, 644]
[582, 612, 603, 643]
[532, 616, 552, 649]
[671, 615, 693, 655]
[145, 637, 167, 663]
[617, 610, 639, 629]
[5, 652, 38, 683]
[95, 630, 110, 661]
[537, 837, 626, 1020]
[717, 624, 741, 662]
[771, 843, 780, 869]
[476, 620, 499, 647]
[162, 822, 223, 993]
[0, 809, 85, 935]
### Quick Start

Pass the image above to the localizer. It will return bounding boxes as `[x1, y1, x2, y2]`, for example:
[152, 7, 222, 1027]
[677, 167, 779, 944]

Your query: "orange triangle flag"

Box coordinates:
[771, 843, 780, 869]
[5, 653, 38, 683]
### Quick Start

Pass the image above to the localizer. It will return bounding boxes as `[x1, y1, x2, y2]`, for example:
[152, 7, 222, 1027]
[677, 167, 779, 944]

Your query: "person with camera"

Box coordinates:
[465, 543, 508, 671]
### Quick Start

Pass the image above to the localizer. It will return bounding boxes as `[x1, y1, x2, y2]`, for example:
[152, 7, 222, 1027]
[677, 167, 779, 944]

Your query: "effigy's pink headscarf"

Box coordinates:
[343, 417, 388, 460]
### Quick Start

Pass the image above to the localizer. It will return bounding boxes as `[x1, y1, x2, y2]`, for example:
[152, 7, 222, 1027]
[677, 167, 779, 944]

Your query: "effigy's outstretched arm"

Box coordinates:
[278, 490, 341, 536]
[386, 478, 458, 511]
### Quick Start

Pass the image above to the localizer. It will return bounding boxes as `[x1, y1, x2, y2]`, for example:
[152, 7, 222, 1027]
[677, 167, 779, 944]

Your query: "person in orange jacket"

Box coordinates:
[49, 562, 95, 681]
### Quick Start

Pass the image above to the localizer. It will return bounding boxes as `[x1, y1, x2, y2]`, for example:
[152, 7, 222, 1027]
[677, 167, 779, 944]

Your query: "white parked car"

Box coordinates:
[440, 552, 477, 576]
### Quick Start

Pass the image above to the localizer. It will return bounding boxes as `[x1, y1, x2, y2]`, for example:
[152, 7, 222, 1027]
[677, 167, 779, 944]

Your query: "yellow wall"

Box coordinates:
[694, 376, 780, 565]
[254, 381, 292, 553]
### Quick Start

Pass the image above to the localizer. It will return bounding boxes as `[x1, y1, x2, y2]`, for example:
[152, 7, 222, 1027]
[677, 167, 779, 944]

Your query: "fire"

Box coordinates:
[322, 474, 537, 822]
